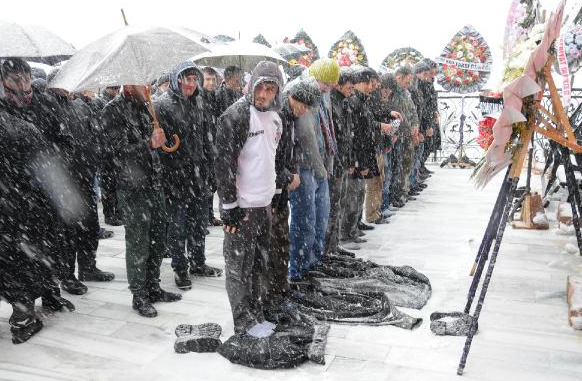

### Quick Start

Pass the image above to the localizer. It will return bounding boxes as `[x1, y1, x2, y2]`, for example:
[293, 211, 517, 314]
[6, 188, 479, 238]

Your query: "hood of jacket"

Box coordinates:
[168, 61, 203, 100]
[245, 60, 283, 112]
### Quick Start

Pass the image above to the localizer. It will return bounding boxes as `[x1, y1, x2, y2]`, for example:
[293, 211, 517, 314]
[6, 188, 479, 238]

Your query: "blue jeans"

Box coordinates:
[289, 169, 330, 279]
[409, 142, 425, 188]
[167, 197, 209, 272]
[381, 152, 393, 213]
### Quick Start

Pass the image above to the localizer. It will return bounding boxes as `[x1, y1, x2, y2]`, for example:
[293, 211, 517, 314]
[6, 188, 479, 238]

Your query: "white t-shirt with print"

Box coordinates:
[236, 106, 282, 208]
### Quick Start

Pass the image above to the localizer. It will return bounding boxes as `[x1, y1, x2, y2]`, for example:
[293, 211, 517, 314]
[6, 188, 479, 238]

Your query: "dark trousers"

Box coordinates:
[167, 196, 209, 272]
[325, 173, 345, 254]
[101, 161, 119, 220]
[223, 207, 271, 333]
[119, 187, 166, 296]
[266, 202, 290, 306]
[62, 180, 99, 278]
[340, 176, 365, 241]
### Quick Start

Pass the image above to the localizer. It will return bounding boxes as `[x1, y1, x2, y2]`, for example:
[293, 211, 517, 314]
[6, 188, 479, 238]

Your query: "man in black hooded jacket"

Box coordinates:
[154, 61, 222, 291]
[215, 61, 284, 337]
[0, 58, 75, 344]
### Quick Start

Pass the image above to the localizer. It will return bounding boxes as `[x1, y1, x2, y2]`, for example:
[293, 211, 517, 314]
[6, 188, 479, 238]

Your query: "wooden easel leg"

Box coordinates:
[458, 177, 519, 376]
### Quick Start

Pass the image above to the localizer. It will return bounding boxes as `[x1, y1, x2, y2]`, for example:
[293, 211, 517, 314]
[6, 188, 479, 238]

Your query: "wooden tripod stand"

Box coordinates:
[458, 56, 582, 375]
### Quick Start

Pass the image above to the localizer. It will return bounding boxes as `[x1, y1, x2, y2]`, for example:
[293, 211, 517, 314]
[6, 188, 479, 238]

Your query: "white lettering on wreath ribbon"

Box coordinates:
[558, 34, 571, 107]
[435, 57, 491, 72]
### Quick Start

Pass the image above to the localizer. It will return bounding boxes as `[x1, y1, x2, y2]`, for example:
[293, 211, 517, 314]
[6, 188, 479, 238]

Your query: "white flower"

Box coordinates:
[456, 51, 464, 59]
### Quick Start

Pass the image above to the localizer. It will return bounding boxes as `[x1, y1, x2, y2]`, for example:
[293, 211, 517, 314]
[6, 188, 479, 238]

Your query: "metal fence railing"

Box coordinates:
[435, 88, 582, 163]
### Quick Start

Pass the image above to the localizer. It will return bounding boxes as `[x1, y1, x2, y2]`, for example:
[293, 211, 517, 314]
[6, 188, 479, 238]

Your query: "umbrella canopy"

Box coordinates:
[192, 41, 287, 72]
[49, 25, 210, 92]
[273, 43, 311, 61]
[0, 21, 76, 64]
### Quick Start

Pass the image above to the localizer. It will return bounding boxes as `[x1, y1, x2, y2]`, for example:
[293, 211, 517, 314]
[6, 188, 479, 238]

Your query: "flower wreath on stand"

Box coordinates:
[380, 47, 424, 72]
[287, 29, 319, 67]
[437, 25, 492, 94]
[328, 30, 368, 67]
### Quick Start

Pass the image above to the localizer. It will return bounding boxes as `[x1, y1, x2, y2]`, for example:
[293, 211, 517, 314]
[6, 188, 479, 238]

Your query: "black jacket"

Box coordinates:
[216, 84, 242, 117]
[276, 97, 297, 190]
[349, 90, 380, 176]
[0, 104, 64, 299]
[102, 94, 161, 192]
[330, 89, 354, 178]
[50, 91, 102, 184]
[154, 62, 212, 200]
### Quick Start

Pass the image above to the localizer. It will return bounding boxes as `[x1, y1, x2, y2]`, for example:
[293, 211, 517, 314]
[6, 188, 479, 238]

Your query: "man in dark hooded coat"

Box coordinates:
[154, 61, 222, 291]
[0, 58, 75, 344]
[214, 61, 284, 337]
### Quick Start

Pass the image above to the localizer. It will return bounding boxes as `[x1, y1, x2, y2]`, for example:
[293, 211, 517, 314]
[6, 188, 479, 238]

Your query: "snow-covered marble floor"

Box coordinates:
[1, 166, 582, 381]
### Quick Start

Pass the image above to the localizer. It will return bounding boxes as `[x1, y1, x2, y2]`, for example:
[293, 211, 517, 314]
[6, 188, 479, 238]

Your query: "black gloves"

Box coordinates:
[221, 207, 246, 229]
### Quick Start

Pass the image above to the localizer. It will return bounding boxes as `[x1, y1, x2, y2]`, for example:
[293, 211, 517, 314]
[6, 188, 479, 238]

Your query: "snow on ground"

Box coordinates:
[1, 165, 582, 381]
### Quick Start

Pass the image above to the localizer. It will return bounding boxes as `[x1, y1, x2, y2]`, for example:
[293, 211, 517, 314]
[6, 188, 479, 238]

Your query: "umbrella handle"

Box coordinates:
[146, 92, 180, 152]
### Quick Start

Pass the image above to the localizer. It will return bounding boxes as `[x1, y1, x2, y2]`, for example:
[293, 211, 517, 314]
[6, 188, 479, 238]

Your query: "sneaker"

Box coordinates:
[78, 267, 115, 282]
[381, 210, 396, 218]
[104, 217, 123, 226]
[358, 222, 375, 231]
[372, 218, 390, 225]
[190, 264, 223, 277]
[340, 241, 361, 251]
[132, 295, 157, 318]
[149, 287, 182, 303]
[98, 228, 114, 239]
[174, 271, 192, 290]
[408, 190, 421, 196]
[42, 294, 75, 312]
[61, 277, 88, 295]
[407, 195, 417, 201]
[336, 246, 356, 257]
[417, 183, 428, 189]
[10, 317, 43, 344]
[358, 230, 366, 237]
[391, 199, 406, 208]
[353, 237, 367, 244]
[210, 218, 223, 227]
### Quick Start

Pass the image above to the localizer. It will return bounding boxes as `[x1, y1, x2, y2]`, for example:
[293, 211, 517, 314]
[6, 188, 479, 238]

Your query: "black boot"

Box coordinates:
[190, 264, 223, 277]
[104, 217, 123, 226]
[61, 276, 88, 295]
[78, 266, 115, 282]
[10, 303, 43, 344]
[174, 270, 192, 290]
[132, 295, 157, 318]
[357, 222, 375, 231]
[149, 287, 182, 303]
[42, 293, 75, 312]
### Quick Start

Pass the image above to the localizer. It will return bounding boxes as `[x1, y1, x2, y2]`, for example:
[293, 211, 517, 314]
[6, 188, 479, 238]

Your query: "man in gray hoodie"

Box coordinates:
[287, 58, 340, 281]
[214, 61, 284, 337]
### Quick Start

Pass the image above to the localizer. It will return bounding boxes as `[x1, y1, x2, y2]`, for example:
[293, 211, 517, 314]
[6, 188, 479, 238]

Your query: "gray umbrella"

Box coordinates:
[192, 41, 287, 72]
[273, 43, 312, 61]
[0, 21, 76, 65]
[49, 25, 211, 153]
[49, 25, 210, 93]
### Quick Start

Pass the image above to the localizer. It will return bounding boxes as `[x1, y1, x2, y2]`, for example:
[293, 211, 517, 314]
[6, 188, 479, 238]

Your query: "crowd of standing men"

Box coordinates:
[0, 53, 439, 343]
